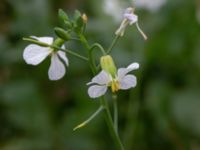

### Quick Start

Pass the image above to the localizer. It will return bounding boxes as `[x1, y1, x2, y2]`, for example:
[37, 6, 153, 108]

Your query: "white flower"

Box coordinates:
[87, 62, 139, 98]
[115, 7, 147, 40]
[23, 36, 69, 80]
[134, 0, 166, 12]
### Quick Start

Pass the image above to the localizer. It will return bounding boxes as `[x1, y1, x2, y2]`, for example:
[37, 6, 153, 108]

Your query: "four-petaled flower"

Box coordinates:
[87, 62, 139, 98]
[23, 36, 69, 80]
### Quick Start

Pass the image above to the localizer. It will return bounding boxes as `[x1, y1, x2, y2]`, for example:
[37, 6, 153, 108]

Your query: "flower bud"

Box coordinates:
[52, 38, 65, 49]
[54, 27, 71, 41]
[82, 13, 88, 24]
[100, 55, 117, 77]
[58, 9, 69, 22]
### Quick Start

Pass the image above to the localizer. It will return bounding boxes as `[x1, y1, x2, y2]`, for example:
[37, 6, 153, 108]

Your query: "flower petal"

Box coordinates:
[119, 75, 137, 90]
[87, 70, 111, 85]
[127, 62, 140, 70]
[88, 85, 108, 98]
[117, 62, 139, 79]
[23, 44, 51, 65]
[48, 53, 66, 80]
[57, 51, 69, 66]
[30, 36, 53, 45]
[124, 14, 138, 25]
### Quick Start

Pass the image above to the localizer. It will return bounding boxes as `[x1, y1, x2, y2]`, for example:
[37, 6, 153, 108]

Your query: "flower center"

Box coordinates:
[111, 80, 120, 93]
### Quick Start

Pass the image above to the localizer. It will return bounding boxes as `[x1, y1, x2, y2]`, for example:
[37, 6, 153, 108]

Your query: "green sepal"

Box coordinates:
[54, 27, 71, 41]
[58, 9, 69, 22]
[100, 55, 117, 77]
[73, 10, 81, 21]
[22, 37, 49, 47]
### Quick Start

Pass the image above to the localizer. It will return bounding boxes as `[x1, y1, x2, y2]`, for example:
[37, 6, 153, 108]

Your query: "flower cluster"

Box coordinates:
[22, 6, 146, 149]
[23, 7, 145, 98]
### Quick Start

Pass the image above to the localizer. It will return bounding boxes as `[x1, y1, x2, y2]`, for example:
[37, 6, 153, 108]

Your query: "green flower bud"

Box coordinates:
[52, 38, 65, 49]
[58, 9, 69, 22]
[100, 55, 117, 77]
[54, 27, 71, 41]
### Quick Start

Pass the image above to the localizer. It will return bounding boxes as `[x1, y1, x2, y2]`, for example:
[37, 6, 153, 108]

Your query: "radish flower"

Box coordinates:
[115, 7, 147, 40]
[23, 36, 68, 80]
[87, 55, 139, 98]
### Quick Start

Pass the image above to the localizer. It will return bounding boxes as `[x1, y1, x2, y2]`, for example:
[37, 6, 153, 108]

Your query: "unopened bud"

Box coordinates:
[100, 55, 117, 77]
[82, 13, 88, 24]
[54, 27, 71, 41]
[52, 38, 65, 50]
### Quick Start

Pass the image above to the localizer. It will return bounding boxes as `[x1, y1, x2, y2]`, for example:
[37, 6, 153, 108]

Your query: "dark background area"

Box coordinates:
[0, 0, 200, 149]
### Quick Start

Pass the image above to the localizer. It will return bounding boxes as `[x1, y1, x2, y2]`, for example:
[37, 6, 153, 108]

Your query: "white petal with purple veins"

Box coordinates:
[88, 85, 108, 98]
[48, 53, 65, 80]
[87, 70, 111, 85]
[119, 75, 137, 90]
[23, 44, 51, 65]
[58, 51, 69, 66]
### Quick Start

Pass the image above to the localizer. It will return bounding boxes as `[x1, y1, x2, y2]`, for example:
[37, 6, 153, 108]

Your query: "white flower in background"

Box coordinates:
[23, 36, 68, 80]
[115, 7, 147, 40]
[134, 0, 166, 12]
[87, 55, 139, 98]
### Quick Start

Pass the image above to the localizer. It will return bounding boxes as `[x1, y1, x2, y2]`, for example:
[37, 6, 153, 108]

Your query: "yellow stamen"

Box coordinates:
[111, 80, 120, 93]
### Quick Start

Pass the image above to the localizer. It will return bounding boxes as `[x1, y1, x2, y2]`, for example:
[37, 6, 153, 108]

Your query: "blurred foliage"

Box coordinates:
[0, 0, 200, 149]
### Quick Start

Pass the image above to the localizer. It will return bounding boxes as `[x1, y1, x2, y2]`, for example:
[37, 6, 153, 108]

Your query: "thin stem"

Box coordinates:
[79, 34, 97, 74]
[112, 94, 118, 133]
[73, 106, 104, 131]
[78, 34, 124, 150]
[51, 45, 88, 61]
[107, 35, 120, 54]
[100, 97, 124, 150]
[90, 43, 107, 55]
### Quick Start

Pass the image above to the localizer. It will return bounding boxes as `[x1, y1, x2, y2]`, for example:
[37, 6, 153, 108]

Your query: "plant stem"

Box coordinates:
[90, 43, 107, 55]
[107, 35, 120, 54]
[100, 97, 124, 150]
[79, 34, 124, 150]
[79, 34, 97, 74]
[112, 94, 118, 132]
[73, 106, 104, 131]
[52, 46, 88, 61]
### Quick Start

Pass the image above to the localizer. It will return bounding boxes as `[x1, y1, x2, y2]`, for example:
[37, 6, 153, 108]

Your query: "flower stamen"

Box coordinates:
[111, 80, 120, 93]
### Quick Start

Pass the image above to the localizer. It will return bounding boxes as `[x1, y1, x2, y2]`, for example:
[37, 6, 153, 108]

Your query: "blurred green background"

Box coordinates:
[0, 0, 200, 149]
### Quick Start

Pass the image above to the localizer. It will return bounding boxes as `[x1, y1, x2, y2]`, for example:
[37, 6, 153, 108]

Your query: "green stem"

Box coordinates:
[73, 106, 104, 131]
[79, 34, 97, 74]
[100, 97, 124, 150]
[112, 94, 118, 133]
[51, 45, 88, 61]
[90, 43, 107, 55]
[79, 34, 124, 150]
[107, 35, 120, 54]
